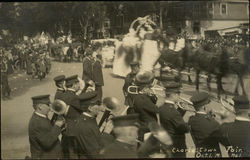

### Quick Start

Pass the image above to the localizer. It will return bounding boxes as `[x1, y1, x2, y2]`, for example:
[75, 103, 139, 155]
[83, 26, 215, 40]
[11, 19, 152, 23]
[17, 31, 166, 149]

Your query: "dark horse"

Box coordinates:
[158, 38, 193, 83]
[189, 43, 250, 97]
[159, 39, 250, 98]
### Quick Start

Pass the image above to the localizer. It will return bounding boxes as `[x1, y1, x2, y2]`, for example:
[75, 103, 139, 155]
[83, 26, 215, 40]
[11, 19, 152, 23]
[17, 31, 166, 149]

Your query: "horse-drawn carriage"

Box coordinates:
[113, 15, 250, 97]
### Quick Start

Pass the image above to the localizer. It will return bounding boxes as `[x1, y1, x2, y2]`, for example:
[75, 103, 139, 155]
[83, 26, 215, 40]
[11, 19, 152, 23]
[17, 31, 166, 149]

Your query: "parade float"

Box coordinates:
[112, 15, 162, 78]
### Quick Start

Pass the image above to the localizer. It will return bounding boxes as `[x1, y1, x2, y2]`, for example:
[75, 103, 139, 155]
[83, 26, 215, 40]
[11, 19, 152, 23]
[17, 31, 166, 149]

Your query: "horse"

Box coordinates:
[188, 41, 250, 97]
[158, 38, 194, 84]
[226, 46, 250, 95]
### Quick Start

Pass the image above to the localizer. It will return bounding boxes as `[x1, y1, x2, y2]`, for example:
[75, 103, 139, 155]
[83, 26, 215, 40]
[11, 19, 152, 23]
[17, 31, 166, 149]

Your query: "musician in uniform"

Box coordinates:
[51, 91, 104, 159]
[28, 95, 65, 159]
[212, 95, 250, 157]
[123, 61, 140, 112]
[188, 92, 222, 158]
[100, 114, 140, 159]
[158, 82, 189, 158]
[54, 75, 66, 100]
[60, 75, 98, 158]
[129, 71, 159, 143]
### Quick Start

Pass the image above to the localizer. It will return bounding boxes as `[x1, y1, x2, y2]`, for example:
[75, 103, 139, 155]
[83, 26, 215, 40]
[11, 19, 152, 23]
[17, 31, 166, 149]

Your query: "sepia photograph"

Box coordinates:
[1, 1, 249, 159]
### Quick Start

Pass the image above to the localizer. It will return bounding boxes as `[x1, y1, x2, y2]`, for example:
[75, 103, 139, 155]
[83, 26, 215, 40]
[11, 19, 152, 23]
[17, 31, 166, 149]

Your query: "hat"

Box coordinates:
[160, 74, 180, 82]
[32, 94, 50, 105]
[79, 91, 98, 111]
[130, 61, 139, 67]
[65, 75, 79, 86]
[190, 92, 210, 109]
[164, 82, 181, 94]
[111, 114, 140, 127]
[232, 95, 250, 109]
[85, 47, 93, 56]
[135, 71, 154, 85]
[53, 75, 65, 83]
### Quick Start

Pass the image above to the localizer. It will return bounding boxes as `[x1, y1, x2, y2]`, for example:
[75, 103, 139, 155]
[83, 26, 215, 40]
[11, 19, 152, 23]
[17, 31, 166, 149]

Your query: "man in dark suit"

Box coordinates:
[100, 114, 140, 159]
[123, 61, 139, 112]
[92, 48, 104, 105]
[158, 82, 189, 158]
[52, 91, 105, 159]
[188, 92, 222, 158]
[129, 71, 159, 143]
[212, 95, 250, 157]
[1, 56, 11, 100]
[82, 47, 94, 86]
[54, 75, 66, 100]
[28, 95, 65, 159]
[60, 74, 99, 158]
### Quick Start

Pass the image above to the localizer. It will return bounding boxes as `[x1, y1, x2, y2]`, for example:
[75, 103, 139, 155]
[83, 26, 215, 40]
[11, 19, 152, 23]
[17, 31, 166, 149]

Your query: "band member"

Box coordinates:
[129, 71, 159, 143]
[28, 95, 65, 159]
[123, 61, 140, 111]
[100, 114, 140, 158]
[53, 75, 66, 100]
[212, 95, 250, 157]
[51, 92, 104, 159]
[188, 92, 222, 158]
[61, 75, 98, 158]
[158, 82, 189, 158]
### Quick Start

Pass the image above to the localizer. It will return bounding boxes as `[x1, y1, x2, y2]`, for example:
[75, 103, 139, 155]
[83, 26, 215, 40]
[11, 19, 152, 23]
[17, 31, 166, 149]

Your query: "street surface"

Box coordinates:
[1, 61, 250, 159]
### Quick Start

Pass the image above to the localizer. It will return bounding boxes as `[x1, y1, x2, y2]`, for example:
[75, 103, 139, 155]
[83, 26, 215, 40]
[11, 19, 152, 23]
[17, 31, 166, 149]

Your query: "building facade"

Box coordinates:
[184, 0, 249, 38]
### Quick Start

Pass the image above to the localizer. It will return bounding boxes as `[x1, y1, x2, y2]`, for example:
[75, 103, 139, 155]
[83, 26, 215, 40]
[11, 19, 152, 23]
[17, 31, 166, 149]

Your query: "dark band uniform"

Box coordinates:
[82, 48, 94, 83]
[63, 91, 105, 159]
[159, 83, 189, 158]
[131, 72, 158, 142]
[212, 96, 250, 157]
[28, 95, 63, 159]
[188, 92, 222, 158]
[62, 75, 99, 158]
[100, 114, 139, 159]
[54, 75, 66, 100]
[123, 62, 139, 112]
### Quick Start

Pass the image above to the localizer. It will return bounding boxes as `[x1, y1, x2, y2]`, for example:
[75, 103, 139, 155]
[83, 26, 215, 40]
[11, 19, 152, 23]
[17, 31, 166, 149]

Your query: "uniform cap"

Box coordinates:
[53, 75, 65, 83]
[130, 61, 139, 67]
[65, 75, 79, 86]
[31, 94, 50, 105]
[190, 92, 210, 109]
[163, 82, 181, 94]
[111, 114, 140, 127]
[135, 71, 154, 85]
[160, 74, 180, 82]
[232, 95, 250, 109]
